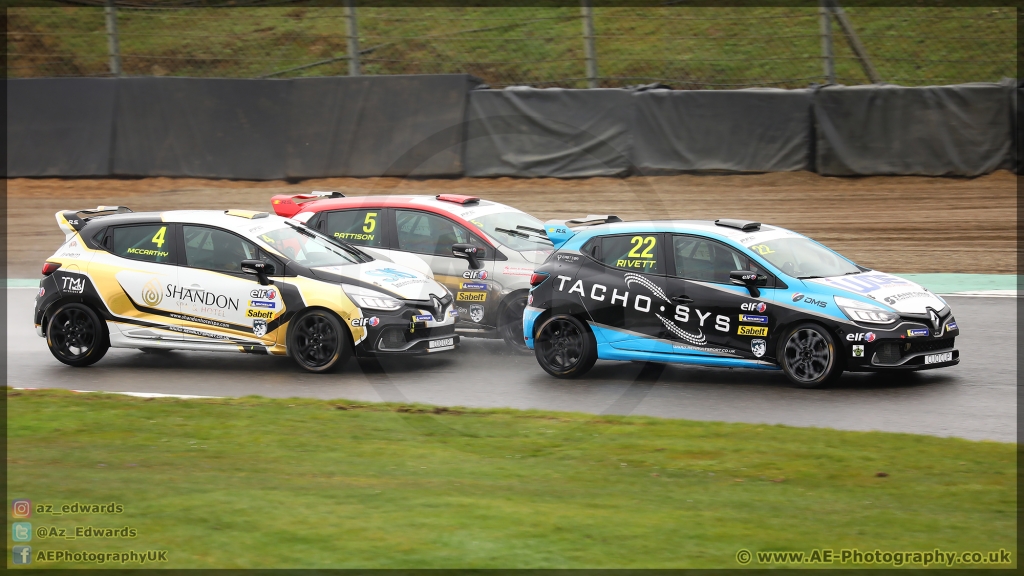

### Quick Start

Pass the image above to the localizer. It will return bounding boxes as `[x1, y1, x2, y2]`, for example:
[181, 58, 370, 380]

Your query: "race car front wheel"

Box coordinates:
[779, 323, 842, 388]
[534, 314, 597, 378]
[498, 294, 531, 354]
[46, 303, 109, 367]
[287, 309, 350, 373]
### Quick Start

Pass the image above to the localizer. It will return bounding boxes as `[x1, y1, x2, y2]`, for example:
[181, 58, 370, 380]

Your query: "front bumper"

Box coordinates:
[844, 336, 959, 372]
[354, 304, 460, 357]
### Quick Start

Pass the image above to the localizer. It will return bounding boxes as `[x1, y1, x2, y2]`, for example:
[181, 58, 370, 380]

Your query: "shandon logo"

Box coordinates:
[142, 279, 163, 307]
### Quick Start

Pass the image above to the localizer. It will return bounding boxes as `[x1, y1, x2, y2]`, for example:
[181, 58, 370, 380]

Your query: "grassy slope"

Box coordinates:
[6, 388, 1016, 569]
[6, 6, 1016, 87]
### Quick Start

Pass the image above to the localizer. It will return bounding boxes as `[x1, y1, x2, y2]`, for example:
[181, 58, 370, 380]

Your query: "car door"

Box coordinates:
[176, 225, 284, 346]
[573, 233, 669, 350]
[100, 223, 182, 341]
[663, 234, 776, 359]
[391, 209, 495, 326]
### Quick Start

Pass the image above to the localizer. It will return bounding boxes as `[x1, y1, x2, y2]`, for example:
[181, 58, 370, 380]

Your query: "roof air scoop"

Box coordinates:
[715, 219, 761, 232]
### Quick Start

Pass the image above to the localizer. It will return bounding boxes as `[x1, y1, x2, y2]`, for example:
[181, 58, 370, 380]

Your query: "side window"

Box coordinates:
[324, 209, 384, 247]
[672, 235, 766, 284]
[395, 210, 485, 257]
[111, 225, 176, 264]
[598, 234, 662, 274]
[182, 226, 259, 274]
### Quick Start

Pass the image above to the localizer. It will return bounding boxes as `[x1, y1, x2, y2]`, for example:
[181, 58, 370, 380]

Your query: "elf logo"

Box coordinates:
[741, 302, 767, 313]
[351, 316, 380, 327]
[846, 332, 876, 342]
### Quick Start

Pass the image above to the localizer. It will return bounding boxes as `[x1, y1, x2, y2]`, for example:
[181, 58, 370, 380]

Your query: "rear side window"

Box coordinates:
[598, 234, 662, 274]
[323, 209, 385, 247]
[395, 209, 487, 257]
[111, 225, 176, 264]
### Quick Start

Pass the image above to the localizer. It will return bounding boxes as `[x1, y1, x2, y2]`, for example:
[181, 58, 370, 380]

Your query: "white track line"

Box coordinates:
[13, 387, 221, 399]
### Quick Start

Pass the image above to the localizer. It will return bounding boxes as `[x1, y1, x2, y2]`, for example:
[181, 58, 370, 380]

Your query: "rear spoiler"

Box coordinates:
[270, 191, 345, 218]
[544, 215, 622, 249]
[56, 206, 132, 241]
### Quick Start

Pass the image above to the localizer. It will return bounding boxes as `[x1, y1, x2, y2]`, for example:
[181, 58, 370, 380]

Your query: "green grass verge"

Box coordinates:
[7, 6, 1015, 87]
[6, 388, 1017, 568]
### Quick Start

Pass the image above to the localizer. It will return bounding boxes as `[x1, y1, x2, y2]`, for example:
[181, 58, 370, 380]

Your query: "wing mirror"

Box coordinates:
[241, 259, 275, 286]
[451, 243, 484, 270]
[730, 270, 767, 297]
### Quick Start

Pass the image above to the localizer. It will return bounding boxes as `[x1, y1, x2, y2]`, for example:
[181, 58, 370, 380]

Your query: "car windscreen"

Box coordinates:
[745, 237, 861, 279]
[255, 224, 370, 268]
[472, 211, 551, 251]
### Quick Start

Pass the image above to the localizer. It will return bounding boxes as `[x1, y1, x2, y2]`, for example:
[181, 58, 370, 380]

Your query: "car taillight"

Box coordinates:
[41, 262, 62, 276]
[530, 272, 549, 287]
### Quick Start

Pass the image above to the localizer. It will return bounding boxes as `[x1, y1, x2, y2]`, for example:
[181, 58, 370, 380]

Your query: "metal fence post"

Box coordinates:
[345, 0, 360, 76]
[581, 0, 598, 88]
[818, 1, 835, 84]
[104, 0, 121, 76]
[828, 0, 882, 84]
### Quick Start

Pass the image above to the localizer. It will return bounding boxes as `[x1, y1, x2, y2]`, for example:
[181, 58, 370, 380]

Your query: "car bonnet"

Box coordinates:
[312, 261, 447, 300]
[808, 272, 947, 314]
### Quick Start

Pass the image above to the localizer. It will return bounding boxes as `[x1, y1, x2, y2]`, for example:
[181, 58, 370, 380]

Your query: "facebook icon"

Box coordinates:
[12, 545, 32, 565]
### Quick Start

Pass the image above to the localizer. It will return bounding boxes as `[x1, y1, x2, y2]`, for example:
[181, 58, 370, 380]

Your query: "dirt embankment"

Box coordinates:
[6, 171, 1017, 277]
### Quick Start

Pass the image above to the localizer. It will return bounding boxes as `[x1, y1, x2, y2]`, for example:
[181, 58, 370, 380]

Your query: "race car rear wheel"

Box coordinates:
[45, 303, 109, 367]
[287, 309, 350, 373]
[779, 323, 841, 388]
[534, 314, 597, 378]
[498, 294, 531, 353]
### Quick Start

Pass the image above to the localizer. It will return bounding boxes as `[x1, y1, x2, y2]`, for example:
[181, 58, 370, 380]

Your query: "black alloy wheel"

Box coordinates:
[779, 323, 841, 388]
[46, 303, 109, 367]
[498, 295, 531, 353]
[534, 314, 597, 378]
[288, 310, 349, 373]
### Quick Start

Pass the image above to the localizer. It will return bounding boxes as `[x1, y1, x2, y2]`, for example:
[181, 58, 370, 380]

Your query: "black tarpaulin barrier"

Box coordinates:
[814, 82, 1015, 177]
[7, 78, 117, 177]
[112, 77, 291, 179]
[464, 88, 635, 178]
[631, 88, 813, 173]
[285, 75, 475, 178]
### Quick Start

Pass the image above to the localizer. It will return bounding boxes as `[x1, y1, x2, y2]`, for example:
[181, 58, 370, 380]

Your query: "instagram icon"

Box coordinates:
[12, 499, 31, 518]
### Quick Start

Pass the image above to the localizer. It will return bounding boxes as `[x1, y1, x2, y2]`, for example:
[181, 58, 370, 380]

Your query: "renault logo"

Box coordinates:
[431, 295, 442, 318]
[927, 308, 941, 332]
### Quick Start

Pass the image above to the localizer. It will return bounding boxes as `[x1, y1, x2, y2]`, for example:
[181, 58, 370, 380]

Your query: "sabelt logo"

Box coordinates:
[457, 292, 487, 302]
[246, 309, 274, 319]
[738, 326, 768, 337]
[142, 279, 163, 306]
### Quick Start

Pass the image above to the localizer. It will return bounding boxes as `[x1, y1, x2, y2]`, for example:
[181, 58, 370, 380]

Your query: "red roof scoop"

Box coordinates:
[270, 191, 345, 218]
[436, 194, 480, 205]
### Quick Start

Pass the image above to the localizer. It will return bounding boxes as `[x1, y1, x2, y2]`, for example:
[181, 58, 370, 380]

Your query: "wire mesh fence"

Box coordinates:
[5, 2, 1017, 88]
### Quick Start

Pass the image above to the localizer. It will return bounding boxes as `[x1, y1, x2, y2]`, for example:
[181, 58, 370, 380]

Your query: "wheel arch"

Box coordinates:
[775, 317, 847, 372]
[39, 295, 110, 338]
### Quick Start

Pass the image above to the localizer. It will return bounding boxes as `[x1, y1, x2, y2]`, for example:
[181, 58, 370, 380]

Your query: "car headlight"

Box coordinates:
[342, 284, 403, 311]
[834, 296, 899, 325]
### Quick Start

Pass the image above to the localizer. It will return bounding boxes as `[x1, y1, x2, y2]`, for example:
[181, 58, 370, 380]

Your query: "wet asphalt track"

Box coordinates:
[7, 289, 1017, 442]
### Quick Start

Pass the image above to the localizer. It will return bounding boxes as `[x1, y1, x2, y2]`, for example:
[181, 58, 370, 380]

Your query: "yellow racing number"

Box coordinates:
[363, 212, 378, 234]
[151, 226, 167, 248]
[627, 236, 657, 259]
[749, 243, 775, 256]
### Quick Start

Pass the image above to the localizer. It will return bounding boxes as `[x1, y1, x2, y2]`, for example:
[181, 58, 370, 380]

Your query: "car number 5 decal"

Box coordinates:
[363, 212, 377, 233]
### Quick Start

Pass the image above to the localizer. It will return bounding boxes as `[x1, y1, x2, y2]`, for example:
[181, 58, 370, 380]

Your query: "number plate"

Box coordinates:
[924, 352, 952, 364]
[428, 337, 454, 350]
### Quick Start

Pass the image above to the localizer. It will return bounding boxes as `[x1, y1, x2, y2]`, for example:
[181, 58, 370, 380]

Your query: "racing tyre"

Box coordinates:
[287, 309, 350, 373]
[498, 294, 531, 353]
[45, 303, 109, 367]
[534, 314, 597, 378]
[778, 323, 842, 388]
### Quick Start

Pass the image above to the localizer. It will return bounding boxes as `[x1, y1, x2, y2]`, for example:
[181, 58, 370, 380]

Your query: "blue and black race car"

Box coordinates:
[523, 217, 959, 387]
